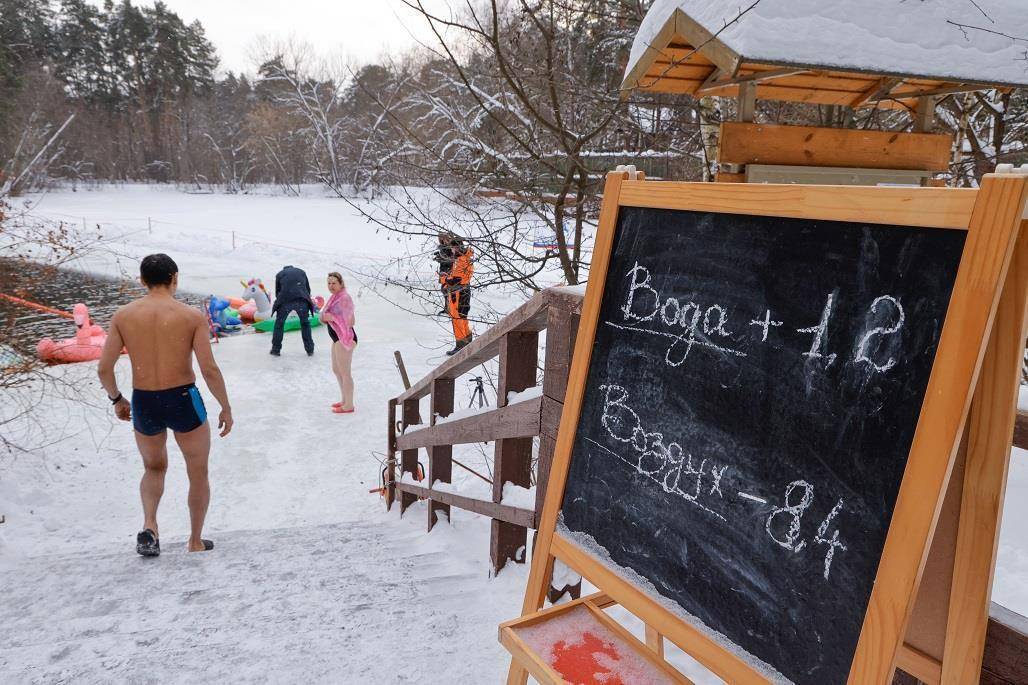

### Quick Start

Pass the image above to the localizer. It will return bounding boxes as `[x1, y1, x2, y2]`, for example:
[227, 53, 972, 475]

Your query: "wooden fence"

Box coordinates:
[385, 285, 1028, 682]
[386, 286, 581, 574]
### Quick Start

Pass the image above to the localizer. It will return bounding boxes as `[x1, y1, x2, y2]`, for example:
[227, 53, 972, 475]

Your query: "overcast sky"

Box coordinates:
[92, 0, 452, 74]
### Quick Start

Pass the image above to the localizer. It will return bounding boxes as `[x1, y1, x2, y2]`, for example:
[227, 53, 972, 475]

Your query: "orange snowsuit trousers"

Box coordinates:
[442, 248, 473, 342]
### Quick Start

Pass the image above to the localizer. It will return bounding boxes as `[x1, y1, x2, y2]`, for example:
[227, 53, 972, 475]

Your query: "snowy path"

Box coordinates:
[0, 514, 525, 684]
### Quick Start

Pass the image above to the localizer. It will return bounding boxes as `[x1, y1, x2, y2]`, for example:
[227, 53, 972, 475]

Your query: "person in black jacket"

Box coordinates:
[270, 265, 315, 356]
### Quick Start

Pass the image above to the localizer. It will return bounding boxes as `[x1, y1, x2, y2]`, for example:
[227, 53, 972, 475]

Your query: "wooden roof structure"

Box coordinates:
[622, 0, 1028, 112]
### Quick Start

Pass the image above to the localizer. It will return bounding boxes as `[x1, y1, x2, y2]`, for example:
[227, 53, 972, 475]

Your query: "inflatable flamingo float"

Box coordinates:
[36, 303, 111, 364]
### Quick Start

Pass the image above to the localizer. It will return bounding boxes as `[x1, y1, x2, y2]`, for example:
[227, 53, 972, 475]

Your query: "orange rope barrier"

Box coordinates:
[0, 292, 73, 319]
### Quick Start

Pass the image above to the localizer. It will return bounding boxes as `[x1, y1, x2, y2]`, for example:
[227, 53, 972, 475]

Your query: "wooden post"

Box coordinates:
[386, 398, 397, 511]
[394, 350, 413, 390]
[428, 378, 455, 531]
[538, 306, 583, 602]
[737, 81, 756, 123]
[537, 307, 579, 516]
[914, 95, 937, 133]
[399, 398, 421, 515]
[492, 330, 539, 574]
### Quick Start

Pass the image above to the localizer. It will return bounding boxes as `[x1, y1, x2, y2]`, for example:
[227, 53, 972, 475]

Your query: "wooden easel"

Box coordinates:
[504, 170, 1028, 685]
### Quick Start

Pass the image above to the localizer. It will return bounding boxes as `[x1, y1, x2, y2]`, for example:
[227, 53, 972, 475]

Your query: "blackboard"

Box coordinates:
[558, 206, 967, 685]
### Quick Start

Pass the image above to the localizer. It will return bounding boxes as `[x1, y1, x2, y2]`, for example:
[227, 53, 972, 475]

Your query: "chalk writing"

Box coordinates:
[766, 480, 814, 551]
[594, 384, 848, 579]
[594, 384, 726, 519]
[797, 293, 838, 367]
[855, 296, 905, 373]
[613, 263, 906, 375]
[815, 499, 848, 580]
[750, 310, 783, 342]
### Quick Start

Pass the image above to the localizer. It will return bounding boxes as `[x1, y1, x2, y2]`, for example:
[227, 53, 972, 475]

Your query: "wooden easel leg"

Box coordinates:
[942, 221, 1028, 684]
[645, 625, 665, 658]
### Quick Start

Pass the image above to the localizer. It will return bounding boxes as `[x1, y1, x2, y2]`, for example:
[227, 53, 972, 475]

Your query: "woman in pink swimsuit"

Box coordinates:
[320, 272, 357, 413]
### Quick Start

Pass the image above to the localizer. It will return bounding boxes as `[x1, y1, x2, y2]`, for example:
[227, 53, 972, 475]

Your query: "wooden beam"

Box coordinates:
[715, 172, 746, 183]
[386, 398, 397, 510]
[492, 331, 539, 574]
[914, 95, 937, 133]
[851, 77, 902, 108]
[695, 67, 809, 95]
[393, 350, 412, 390]
[537, 308, 579, 516]
[393, 481, 537, 528]
[890, 83, 1000, 100]
[718, 122, 953, 171]
[428, 378, 454, 531]
[399, 398, 422, 515]
[396, 395, 542, 451]
[982, 603, 1028, 684]
[737, 81, 756, 123]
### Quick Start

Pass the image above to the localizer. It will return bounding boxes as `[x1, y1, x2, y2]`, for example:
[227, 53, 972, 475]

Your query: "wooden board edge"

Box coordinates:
[896, 642, 942, 684]
[940, 219, 1028, 684]
[500, 626, 566, 685]
[618, 181, 978, 230]
[552, 533, 769, 684]
[847, 174, 1028, 685]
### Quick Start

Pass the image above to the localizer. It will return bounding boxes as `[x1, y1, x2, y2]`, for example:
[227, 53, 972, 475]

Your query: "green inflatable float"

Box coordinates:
[253, 313, 322, 333]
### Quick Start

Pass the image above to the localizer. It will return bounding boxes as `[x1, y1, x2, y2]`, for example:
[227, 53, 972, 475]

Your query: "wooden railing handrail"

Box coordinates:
[397, 396, 543, 451]
[394, 287, 584, 403]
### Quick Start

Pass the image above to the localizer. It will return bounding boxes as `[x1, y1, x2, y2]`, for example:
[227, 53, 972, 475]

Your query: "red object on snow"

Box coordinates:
[550, 631, 626, 685]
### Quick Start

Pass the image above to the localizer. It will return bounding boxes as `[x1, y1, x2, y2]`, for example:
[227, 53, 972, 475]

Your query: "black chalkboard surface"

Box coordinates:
[558, 207, 967, 685]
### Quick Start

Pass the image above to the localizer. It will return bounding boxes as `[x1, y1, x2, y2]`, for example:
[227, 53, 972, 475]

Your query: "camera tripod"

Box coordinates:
[468, 376, 489, 409]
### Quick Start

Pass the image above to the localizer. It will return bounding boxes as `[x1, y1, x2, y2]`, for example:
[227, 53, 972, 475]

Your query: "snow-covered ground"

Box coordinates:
[2, 185, 1028, 684]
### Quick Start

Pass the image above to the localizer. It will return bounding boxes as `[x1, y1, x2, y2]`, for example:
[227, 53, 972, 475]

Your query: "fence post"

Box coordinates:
[399, 398, 422, 515]
[537, 306, 579, 517]
[491, 330, 539, 574]
[539, 302, 582, 602]
[148, 217, 152, 234]
[428, 378, 455, 531]
[232, 230, 236, 249]
[386, 398, 397, 511]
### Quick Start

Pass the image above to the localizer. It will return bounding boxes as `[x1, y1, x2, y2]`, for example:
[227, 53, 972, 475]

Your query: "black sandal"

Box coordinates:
[136, 529, 160, 557]
[198, 539, 214, 551]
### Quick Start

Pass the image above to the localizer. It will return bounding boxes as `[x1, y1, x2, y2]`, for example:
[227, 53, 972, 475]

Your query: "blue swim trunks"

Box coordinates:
[132, 384, 207, 436]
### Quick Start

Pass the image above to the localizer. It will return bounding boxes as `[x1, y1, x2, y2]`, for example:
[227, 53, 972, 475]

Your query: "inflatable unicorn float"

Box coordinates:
[237, 278, 273, 323]
[36, 303, 111, 364]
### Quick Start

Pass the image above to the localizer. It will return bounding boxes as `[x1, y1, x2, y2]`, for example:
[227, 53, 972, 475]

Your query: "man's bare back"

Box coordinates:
[112, 295, 206, 390]
[98, 253, 232, 556]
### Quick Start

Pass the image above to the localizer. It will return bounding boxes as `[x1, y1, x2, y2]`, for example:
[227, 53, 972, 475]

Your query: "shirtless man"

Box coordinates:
[98, 253, 233, 556]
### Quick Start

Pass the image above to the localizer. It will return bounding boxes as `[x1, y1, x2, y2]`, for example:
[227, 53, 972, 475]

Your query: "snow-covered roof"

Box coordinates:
[624, 0, 1028, 90]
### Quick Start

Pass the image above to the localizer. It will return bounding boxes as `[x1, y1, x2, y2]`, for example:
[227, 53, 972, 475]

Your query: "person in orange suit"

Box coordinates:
[437, 234, 473, 356]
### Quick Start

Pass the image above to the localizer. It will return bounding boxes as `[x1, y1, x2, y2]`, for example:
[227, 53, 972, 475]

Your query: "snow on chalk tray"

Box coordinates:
[557, 516, 795, 685]
[518, 603, 675, 685]
[629, 1, 1028, 88]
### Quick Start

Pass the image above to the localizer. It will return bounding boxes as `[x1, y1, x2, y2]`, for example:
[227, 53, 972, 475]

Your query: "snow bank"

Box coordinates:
[628, 0, 1028, 87]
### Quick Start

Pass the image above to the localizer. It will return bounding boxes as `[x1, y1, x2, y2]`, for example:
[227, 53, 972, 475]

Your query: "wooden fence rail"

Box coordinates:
[386, 286, 1028, 682]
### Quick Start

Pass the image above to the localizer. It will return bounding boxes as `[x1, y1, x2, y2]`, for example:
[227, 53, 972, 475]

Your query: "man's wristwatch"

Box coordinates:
[109, 392, 123, 404]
